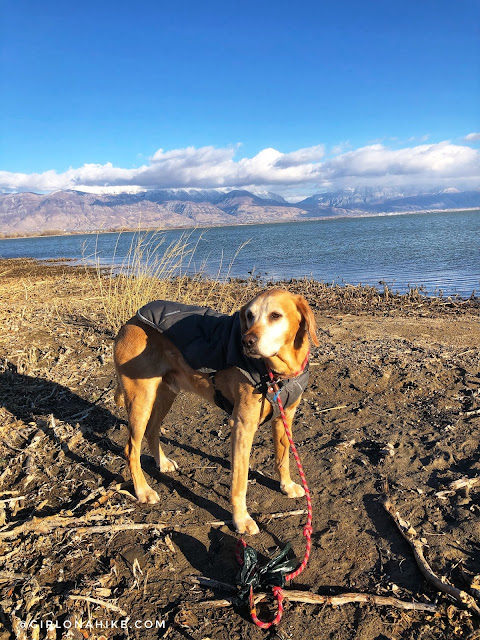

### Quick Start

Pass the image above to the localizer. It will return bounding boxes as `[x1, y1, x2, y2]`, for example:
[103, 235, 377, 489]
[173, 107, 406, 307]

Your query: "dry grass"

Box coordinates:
[81, 227, 480, 337]
[275, 277, 479, 315]
[1, 253, 478, 349]
[84, 230, 262, 334]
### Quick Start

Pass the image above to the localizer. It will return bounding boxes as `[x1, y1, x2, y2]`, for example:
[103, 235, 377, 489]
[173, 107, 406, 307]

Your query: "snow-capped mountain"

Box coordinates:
[0, 186, 478, 236]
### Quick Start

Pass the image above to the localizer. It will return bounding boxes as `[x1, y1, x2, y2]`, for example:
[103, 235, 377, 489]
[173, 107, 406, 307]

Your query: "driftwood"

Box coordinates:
[449, 476, 480, 492]
[205, 508, 307, 528]
[188, 576, 436, 613]
[259, 508, 307, 521]
[0, 570, 30, 581]
[0, 507, 307, 540]
[314, 404, 348, 414]
[0, 516, 169, 539]
[0, 496, 25, 505]
[461, 408, 480, 419]
[437, 476, 480, 500]
[383, 497, 480, 616]
[0, 548, 23, 562]
[68, 595, 128, 617]
[71, 488, 116, 511]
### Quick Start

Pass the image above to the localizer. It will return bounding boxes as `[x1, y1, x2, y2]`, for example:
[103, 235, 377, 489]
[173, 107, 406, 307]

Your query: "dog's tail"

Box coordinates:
[114, 382, 126, 408]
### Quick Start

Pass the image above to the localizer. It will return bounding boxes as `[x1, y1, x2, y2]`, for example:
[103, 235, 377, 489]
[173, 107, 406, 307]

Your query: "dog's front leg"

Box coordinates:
[271, 399, 306, 498]
[230, 411, 260, 535]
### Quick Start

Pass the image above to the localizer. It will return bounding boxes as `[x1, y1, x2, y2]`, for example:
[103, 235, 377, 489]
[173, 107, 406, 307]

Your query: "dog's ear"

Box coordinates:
[239, 303, 248, 335]
[295, 295, 319, 346]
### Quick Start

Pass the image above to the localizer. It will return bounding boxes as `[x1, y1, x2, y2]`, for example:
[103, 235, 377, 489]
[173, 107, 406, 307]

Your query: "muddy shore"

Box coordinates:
[1, 259, 479, 639]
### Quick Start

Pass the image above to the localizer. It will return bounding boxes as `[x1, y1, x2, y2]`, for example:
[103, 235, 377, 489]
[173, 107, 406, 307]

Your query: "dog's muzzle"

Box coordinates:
[242, 333, 261, 358]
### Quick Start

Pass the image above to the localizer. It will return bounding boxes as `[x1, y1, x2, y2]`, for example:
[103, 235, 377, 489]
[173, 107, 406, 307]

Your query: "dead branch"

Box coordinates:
[317, 404, 348, 414]
[259, 508, 308, 521]
[0, 507, 323, 540]
[189, 576, 436, 611]
[114, 483, 141, 502]
[263, 590, 436, 612]
[71, 487, 104, 511]
[70, 523, 170, 535]
[0, 515, 90, 538]
[205, 508, 307, 528]
[449, 477, 480, 492]
[0, 547, 24, 562]
[72, 487, 117, 511]
[0, 496, 25, 505]
[0, 570, 29, 581]
[461, 409, 480, 419]
[437, 477, 480, 500]
[68, 595, 128, 617]
[188, 580, 437, 613]
[383, 497, 480, 616]
[0, 516, 170, 539]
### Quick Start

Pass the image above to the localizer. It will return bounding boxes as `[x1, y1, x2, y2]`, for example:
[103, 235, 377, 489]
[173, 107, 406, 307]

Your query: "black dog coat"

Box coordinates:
[137, 299, 309, 417]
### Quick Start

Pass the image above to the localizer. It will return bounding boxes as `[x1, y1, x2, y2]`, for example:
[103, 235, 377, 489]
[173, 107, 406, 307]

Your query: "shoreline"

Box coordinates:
[1, 256, 479, 304]
[0, 207, 478, 241]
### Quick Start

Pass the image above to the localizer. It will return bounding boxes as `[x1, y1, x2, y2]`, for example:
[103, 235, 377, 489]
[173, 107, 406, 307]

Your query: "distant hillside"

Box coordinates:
[297, 188, 480, 214]
[0, 187, 479, 236]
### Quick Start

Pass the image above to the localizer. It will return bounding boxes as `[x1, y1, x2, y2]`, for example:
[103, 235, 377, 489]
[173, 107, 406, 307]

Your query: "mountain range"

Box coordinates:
[0, 186, 479, 236]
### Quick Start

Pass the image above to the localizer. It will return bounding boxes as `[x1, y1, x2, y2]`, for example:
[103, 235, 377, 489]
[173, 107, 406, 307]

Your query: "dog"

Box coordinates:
[113, 288, 319, 535]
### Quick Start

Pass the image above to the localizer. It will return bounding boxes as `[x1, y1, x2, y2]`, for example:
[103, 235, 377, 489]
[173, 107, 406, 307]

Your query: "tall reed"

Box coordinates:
[85, 229, 260, 333]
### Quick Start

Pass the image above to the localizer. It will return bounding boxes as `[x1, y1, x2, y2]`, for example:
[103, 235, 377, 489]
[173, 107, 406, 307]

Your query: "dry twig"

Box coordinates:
[383, 497, 480, 616]
[461, 409, 480, 419]
[0, 516, 170, 539]
[205, 508, 307, 528]
[187, 577, 436, 612]
[317, 404, 348, 414]
[68, 595, 128, 617]
[0, 505, 307, 539]
[0, 570, 29, 581]
[449, 477, 480, 492]
[0, 496, 25, 505]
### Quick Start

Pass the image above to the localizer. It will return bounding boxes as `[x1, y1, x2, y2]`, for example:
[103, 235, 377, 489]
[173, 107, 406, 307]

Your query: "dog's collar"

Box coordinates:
[265, 351, 309, 382]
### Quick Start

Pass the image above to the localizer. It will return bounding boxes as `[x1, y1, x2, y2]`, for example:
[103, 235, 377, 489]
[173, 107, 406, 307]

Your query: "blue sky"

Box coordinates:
[1, 0, 479, 195]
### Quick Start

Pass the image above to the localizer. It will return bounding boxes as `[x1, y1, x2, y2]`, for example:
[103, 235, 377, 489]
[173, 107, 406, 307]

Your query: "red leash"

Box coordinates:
[236, 354, 313, 629]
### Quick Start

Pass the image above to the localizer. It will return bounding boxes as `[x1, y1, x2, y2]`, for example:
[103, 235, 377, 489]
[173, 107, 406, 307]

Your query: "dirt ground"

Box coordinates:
[1, 259, 479, 640]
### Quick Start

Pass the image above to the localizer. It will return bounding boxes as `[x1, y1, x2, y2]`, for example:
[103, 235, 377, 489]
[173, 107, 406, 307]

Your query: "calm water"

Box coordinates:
[1, 211, 479, 298]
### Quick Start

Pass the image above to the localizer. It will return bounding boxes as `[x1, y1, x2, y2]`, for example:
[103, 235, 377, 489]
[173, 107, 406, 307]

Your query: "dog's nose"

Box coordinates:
[242, 333, 258, 349]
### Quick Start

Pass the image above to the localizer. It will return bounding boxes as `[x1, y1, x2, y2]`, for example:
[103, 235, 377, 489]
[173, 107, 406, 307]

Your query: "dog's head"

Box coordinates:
[240, 289, 319, 359]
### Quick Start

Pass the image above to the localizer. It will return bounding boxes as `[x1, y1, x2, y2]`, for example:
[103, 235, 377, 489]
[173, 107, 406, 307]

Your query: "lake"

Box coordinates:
[1, 210, 479, 298]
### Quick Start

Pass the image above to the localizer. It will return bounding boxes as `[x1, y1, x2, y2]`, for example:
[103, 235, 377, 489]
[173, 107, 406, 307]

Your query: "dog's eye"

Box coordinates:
[270, 312, 282, 320]
[246, 310, 254, 322]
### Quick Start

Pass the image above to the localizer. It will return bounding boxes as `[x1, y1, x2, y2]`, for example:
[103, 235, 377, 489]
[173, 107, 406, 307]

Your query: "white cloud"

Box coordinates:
[464, 132, 480, 142]
[408, 134, 430, 143]
[274, 144, 325, 167]
[0, 140, 479, 194]
[323, 142, 479, 179]
[330, 141, 351, 155]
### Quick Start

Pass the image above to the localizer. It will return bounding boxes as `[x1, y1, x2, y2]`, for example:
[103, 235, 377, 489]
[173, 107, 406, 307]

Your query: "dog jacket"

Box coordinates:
[136, 299, 309, 417]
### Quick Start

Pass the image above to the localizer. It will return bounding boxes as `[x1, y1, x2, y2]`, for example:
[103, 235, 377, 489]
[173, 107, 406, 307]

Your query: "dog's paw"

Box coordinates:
[281, 481, 305, 498]
[136, 487, 160, 504]
[159, 457, 178, 473]
[234, 514, 260, 535]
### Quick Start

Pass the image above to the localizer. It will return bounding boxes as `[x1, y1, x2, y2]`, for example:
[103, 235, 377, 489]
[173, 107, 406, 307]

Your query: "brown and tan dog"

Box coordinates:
[113, 289, 319, 535]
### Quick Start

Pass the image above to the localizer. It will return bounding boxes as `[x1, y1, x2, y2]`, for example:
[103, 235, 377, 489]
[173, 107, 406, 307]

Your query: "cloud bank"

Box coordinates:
[1, 140, 479, 195]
